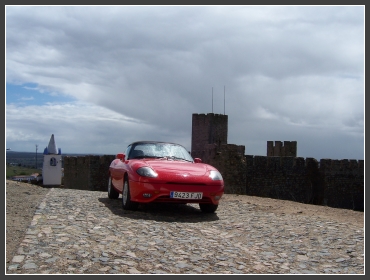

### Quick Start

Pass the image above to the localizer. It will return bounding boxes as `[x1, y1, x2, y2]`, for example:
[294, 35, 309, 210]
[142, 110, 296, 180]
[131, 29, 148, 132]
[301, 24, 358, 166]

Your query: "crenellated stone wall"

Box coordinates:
[245, 156, 319, 204]
[244, 155, 363, 211]
[267, 141, 297, 157]
[60, 111, 363, 211]
[61, 153, 363, 211]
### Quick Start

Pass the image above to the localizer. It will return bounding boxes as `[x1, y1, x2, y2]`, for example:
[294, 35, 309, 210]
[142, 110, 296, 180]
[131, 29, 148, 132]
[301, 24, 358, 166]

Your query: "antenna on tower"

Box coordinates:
[212, 87, 213, 113]
[224, 85, 225, 115]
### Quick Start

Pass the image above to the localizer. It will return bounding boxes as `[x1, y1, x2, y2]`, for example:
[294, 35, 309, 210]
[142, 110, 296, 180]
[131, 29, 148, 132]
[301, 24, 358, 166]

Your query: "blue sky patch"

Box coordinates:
[6, 83, 75, 106]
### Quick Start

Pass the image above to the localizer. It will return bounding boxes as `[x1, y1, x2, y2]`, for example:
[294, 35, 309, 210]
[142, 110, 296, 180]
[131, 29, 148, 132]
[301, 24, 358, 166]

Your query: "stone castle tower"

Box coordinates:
[42, 134, 62, 186]
[191, 112, 246, 194]
[191, 113, 228, 159]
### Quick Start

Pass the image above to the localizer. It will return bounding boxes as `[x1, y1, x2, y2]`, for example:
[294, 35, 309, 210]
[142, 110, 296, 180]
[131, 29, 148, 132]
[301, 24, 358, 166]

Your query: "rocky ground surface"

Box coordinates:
[6, 180, 51, 264]
[6, 180, 364, 274]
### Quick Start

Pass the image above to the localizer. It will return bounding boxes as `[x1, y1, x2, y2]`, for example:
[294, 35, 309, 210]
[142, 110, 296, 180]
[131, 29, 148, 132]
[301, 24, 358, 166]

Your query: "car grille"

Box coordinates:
[165, 182, 206, 185]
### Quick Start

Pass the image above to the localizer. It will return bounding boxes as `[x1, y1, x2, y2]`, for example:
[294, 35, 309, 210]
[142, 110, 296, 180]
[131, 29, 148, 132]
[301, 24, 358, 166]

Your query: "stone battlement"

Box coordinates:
[61, 113, 363, 211]
[267, 141, 297, 157]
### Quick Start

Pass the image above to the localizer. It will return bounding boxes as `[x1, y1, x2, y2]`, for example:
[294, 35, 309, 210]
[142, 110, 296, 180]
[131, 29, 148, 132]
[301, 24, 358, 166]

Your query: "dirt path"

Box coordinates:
[6, 180, 50, 264]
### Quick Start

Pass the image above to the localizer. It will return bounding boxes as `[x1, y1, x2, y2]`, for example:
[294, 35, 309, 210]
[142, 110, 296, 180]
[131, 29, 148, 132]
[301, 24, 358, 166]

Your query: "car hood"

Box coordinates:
[146, 160, 209, 177]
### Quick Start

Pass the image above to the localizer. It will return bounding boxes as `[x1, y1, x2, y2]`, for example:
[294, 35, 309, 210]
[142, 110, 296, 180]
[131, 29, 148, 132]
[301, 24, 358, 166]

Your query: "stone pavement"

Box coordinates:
[6, 188, 364, 274]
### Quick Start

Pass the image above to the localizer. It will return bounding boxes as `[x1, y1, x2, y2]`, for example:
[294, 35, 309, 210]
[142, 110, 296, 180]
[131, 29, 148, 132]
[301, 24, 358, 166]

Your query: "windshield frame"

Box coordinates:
[128, 141, 194, 162]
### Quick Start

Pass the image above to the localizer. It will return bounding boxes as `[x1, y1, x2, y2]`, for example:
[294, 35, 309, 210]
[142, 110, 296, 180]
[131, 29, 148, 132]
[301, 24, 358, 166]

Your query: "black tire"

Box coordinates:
[199, 203, 218, 213]
[122, 178, 139, 210]
[108, 177, 119, 199]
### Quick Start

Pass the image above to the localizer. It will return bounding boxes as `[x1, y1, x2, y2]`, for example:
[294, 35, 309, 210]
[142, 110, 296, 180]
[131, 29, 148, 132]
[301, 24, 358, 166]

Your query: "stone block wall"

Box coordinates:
[206, 144, 246, 195]
[88, 155, 116, 191]
[245, 156, 322, 204]
[63, 156, 90, 190]
[63, 155, 115, 192]
[62, 153, 363, 211]
[319, 159, 364, 210]
[245, 155, 363, 211]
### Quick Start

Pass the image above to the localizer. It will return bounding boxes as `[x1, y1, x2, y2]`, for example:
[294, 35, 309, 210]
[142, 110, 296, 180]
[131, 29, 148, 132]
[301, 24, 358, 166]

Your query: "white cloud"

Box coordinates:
[5, 5, 364, 160]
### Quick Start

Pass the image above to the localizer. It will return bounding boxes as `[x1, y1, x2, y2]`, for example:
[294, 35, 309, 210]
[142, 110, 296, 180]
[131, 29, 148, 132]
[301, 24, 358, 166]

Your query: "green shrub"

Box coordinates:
[6, 166, 40, 179]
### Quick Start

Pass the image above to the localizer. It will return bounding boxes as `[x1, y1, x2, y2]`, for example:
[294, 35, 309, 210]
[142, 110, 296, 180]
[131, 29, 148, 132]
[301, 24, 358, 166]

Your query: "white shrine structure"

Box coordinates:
[42, 134, 62, 186]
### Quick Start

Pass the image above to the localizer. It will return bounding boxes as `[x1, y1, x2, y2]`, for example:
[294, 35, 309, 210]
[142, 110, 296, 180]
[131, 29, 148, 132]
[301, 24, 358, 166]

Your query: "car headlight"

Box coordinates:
[209, 170, 223, 180]
[136, 167, 158, 178]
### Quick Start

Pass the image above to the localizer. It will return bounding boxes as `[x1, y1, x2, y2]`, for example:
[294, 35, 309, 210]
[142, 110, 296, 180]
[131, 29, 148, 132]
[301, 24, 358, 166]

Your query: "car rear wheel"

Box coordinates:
[122, 178, 139, 210]
[199, 203, 218, 213]
[108, 177, 119, 199]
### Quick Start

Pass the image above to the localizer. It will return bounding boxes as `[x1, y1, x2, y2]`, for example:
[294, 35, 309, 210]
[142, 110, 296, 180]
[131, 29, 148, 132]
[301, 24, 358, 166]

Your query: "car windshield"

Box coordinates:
[128, 142, 194, 162]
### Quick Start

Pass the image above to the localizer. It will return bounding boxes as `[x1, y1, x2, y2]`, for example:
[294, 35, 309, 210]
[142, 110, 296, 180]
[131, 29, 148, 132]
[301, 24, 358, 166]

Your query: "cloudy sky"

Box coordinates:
[5, 5, 364, 160]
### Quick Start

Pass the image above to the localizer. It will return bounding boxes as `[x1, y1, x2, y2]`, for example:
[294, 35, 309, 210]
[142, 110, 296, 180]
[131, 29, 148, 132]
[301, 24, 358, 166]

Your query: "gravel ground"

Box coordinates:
[6, 180, 50, 264]
[5, 179, 364, 272]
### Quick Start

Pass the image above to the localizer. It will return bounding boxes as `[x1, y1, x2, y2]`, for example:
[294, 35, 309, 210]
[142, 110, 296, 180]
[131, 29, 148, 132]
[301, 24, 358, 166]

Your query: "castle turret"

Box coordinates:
[191, 113, 228, 159]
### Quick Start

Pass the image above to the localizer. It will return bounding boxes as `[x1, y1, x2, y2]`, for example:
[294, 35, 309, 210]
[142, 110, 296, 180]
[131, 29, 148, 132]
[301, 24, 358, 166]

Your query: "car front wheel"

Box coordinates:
[122, 178, 139, 210]
[199, 203, 218, 213]
[108, 177, 119, 199]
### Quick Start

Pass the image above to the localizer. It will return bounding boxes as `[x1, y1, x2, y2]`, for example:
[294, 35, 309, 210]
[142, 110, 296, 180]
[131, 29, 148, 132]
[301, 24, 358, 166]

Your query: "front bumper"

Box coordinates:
[129, 181, 224, 205]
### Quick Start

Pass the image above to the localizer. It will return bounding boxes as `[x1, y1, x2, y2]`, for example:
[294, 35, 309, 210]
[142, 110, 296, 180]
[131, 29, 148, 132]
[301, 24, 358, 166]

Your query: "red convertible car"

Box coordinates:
[108, 141, 224, 213]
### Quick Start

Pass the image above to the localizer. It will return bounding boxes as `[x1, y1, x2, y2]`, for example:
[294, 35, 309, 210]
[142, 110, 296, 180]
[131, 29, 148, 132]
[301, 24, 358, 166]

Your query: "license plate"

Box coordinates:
[170, 191, 203, 199]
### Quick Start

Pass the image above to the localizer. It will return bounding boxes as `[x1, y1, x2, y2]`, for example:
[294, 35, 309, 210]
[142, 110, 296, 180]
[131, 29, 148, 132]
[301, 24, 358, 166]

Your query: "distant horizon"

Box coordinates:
[5, 149, 364, 161]
[6, 150, 112, 156]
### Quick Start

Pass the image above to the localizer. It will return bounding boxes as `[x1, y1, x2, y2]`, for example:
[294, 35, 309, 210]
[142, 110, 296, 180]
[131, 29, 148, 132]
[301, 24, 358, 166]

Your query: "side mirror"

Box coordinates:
[116, 153, 125, 161]
[194, 158, 202, 163]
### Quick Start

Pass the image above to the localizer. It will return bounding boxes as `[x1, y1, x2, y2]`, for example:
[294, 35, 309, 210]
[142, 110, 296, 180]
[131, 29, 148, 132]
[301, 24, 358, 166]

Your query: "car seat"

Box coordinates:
[131, 149, 145, 159]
